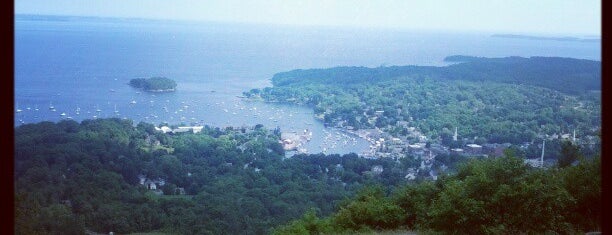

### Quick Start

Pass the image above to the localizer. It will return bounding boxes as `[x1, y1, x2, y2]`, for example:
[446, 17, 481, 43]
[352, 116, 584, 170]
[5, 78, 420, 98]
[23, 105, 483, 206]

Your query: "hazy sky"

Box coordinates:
[15, 0, 600, 35]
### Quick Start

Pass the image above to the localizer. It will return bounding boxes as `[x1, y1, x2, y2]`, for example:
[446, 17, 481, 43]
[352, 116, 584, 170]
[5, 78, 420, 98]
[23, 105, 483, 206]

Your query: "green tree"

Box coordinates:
[558, 141, 581, 168]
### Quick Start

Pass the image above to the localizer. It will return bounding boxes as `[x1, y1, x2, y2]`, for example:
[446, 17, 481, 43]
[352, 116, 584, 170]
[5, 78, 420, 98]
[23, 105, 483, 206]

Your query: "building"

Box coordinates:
[465, 144, 483, 154]
[482, 143, 511, 158]
[155, 126, 172, 133]
[371, 165, 384, 174]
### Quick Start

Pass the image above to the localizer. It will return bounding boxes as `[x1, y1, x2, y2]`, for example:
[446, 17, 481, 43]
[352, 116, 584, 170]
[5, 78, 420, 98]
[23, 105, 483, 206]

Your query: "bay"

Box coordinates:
[14, 16, 601, 155]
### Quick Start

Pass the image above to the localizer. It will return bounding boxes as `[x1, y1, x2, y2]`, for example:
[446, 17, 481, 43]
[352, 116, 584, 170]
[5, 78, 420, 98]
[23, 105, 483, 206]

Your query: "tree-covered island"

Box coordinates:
[129, 77, 177, 92]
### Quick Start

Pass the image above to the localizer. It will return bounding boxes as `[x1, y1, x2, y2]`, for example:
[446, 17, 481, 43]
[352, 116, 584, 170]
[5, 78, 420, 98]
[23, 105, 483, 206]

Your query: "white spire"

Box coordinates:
[573, 129, 576, 142]
[540, 139, 545, 168]
[453, 127, 458, 141]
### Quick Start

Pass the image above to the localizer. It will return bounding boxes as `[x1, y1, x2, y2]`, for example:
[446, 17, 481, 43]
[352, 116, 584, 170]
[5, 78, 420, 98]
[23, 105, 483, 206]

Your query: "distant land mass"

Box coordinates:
[129, 77, 177, 92]
[491, 34, 600, 43]
[271, 56, 601, 95]
[15, 14, 186, 24]
[247, 55, 601, 145]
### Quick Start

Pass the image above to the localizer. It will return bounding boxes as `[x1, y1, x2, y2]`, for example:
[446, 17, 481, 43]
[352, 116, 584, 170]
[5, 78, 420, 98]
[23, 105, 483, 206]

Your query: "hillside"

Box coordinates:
[14, 119, 427, 234]
[270, 56, 600, 95]
[247, 56, 601, 147]
[274, 155, 601, 234]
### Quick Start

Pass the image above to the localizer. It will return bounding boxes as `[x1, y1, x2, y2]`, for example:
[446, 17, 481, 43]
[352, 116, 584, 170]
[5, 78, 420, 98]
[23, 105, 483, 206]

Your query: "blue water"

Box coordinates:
[14, 17, 601, 155]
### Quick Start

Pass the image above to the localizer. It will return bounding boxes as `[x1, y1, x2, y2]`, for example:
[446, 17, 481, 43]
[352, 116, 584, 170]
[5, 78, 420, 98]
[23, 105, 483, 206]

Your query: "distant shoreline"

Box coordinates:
[145, 88, 176, 93]
[491, 34, 600, 43]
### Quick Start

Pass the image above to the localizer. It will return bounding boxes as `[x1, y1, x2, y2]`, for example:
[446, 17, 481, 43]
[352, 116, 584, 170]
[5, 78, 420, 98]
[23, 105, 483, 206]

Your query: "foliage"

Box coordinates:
[279, 154, 601, 234]
[129, 77, 177, 91]
[246, 56, 600, 160]
[14, 118, 421, 234]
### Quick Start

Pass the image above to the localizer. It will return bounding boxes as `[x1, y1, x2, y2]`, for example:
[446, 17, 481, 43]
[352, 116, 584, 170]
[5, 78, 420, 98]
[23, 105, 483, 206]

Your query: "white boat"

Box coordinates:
[114, 104, 119, 114]
[60, 112, 66, 116]
[130, 100, 137, 104]
[49, 102, 55, 110]
[16, 103, 22, 113]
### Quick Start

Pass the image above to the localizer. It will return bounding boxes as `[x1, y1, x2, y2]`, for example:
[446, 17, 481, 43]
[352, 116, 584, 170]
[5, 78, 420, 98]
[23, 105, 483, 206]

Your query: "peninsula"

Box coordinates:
[129, 76, 177, 92]
[491, 34, 600, 42]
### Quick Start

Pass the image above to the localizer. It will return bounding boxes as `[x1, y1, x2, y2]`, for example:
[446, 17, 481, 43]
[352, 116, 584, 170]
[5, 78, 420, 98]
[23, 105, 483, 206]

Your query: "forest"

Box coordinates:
[15, 118, 428, 234]
[275, 154, 600, 234]
[245, 56, 601, 149]
[14, 118, 600, 234]
[129, 77, 177, 92]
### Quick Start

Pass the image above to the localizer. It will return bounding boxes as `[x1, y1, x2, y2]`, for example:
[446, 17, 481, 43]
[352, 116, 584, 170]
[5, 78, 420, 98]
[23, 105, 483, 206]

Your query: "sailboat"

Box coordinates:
[114, 104, 119, 114]
[15, 102, 22, 113]
[96, 105, 101, 112]
[75, 106, 80, 115]
[49, 101, 55, 110]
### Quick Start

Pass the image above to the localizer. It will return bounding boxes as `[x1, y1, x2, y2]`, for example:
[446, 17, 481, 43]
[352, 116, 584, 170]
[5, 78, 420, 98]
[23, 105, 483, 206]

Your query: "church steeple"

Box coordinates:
[453, 127, 458, 141]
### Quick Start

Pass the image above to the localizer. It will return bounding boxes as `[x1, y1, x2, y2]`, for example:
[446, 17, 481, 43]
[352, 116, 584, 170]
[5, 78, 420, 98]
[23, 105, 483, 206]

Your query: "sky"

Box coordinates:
[15, 0, 601, 36]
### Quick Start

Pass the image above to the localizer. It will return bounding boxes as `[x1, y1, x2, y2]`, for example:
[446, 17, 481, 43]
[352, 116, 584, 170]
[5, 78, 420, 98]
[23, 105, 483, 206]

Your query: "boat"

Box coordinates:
[60, 112, 66, 116]
[114, 104, 119, 114]
[15, 103, 22, 113]
[49, 102, 55, 110]
[130, 100, 137, 104]
[75, 106, 80, 115]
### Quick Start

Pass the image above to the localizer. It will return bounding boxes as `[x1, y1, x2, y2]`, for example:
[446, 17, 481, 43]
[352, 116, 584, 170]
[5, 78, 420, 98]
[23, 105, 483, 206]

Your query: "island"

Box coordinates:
[491, 34, 601, 42]
[129, 76, 177, 92]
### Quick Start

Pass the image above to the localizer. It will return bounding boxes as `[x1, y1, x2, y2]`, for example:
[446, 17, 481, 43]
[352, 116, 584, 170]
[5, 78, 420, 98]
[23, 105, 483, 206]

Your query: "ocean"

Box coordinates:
[14, 16, 601, 155]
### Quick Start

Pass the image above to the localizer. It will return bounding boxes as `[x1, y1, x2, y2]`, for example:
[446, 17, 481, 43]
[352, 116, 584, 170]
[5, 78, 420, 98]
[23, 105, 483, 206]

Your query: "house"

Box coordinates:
[155, 126, 172, 133]
[466, 144, 483, 154]
[144, 180, 157, 190]
[371, 165, 384, 174]
[173, 127, 191, 133]
[175, 187, 186, 195]
[140, 177, 166, 191]
[192, 126, 204, 133]
[405, 168, 417, 180]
